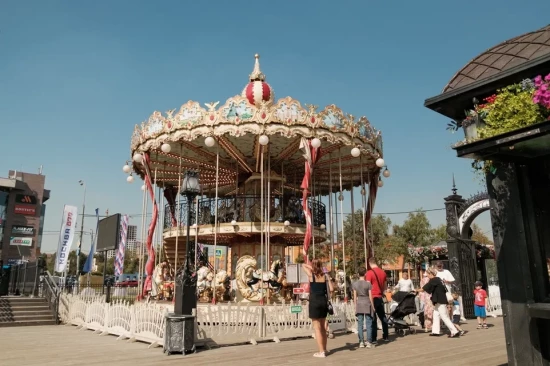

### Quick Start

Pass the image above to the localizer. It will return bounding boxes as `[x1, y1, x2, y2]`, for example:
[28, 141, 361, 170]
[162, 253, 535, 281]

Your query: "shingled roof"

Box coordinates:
[443, 24, 550, 92]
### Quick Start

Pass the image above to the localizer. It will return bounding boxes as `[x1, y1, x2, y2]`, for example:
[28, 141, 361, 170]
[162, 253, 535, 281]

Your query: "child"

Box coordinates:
[352, 266, 375, 348]
[474, 281, 488, 329]
[451, 293, 465, 335]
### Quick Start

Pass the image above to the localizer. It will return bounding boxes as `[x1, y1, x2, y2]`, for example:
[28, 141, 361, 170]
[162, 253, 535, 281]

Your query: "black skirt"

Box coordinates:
[309, 293, 328, 319]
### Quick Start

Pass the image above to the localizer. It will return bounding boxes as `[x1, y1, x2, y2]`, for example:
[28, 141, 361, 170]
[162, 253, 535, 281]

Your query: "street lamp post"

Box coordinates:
[174, 170, 201, 316]
[76, 180, 86, 279]
[165, 170, 200, 355]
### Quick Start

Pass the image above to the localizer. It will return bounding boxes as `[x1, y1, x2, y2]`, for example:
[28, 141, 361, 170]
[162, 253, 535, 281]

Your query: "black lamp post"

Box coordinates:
[174, 170, 200, 316]
[164, 170, 200, 355]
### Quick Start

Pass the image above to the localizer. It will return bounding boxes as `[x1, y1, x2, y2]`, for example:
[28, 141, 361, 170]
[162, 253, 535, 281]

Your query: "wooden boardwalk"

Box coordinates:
[1, 319, 507, 366]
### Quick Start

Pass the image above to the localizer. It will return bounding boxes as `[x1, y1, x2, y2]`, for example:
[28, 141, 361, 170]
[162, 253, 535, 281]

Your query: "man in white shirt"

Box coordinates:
[394, 272, 414, 293]
[434, 261, 455, 292]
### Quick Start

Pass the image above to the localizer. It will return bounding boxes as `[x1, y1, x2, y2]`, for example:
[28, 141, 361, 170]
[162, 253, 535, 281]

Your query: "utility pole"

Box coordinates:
[76, 180, 86, 280]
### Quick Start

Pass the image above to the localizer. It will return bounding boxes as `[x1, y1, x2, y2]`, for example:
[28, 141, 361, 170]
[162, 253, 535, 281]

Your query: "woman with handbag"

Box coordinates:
[303, 259, 334, 358]
[416, 267, 460, 338]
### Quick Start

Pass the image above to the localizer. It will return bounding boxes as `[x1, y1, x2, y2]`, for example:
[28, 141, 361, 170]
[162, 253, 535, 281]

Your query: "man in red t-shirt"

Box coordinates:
[365, 257, 389, 343]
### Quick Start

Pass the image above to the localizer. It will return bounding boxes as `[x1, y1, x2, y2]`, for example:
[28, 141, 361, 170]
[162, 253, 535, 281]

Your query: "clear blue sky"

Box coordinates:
[2, 0, 549, 254]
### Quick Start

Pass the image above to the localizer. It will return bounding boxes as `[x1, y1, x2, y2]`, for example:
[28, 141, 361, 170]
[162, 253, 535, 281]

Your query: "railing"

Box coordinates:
[42, 271, 60, 324]
[164, 195, 326, 230]
[8, 261, 41, 296]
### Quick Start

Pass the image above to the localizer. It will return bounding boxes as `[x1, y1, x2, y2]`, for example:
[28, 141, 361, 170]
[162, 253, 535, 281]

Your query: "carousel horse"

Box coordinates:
[246, 259, 283, 291]
[196, 265, 214, 302]
[214, 270, 232, 302]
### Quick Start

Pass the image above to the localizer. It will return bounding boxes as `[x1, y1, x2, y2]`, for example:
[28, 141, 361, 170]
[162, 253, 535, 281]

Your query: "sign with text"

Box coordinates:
[10, 237, 33, 246]
[11, 225, 35, 236]
[55, 205, 78, 273]
[15, 194, 37, 205]
[293, 288, 305, 294]
[14, 205, 36, 216]
[215, 249, 222, 258]
[290, 305, 302, 314]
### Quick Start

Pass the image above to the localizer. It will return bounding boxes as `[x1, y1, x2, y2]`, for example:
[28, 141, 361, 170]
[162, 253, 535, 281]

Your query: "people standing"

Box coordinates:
[419, 271, 433, 332]
[394, 271, 414, 293]
[434, 261, 455, 292]
[303, 259, 334, 358]
[417, 267, 460, 338]
[474, 281, 489, 329]
[353, 267, 375, 349]
[451, 293, 465, 335]
[365, 257, 390, 343]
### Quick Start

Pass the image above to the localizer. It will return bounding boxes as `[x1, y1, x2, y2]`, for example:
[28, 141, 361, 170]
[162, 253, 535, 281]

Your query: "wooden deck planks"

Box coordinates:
[0, 318, 507, 366]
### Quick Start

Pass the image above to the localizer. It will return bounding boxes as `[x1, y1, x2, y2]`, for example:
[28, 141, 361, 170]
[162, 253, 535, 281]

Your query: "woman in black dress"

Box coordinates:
[303, 259, 334, 358]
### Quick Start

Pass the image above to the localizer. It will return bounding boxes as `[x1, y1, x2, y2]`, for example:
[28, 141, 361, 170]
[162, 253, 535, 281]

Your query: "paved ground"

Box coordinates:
[1, 318, 507, 366]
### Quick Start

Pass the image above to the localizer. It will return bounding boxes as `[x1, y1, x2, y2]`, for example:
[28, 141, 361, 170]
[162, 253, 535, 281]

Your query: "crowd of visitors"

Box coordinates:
[303, 259, 490, 357]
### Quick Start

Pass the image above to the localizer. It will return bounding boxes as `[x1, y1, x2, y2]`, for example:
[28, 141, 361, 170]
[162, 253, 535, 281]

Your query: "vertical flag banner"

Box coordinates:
[83, 209, 100, 274]
[55, 205, 79, 273]
[115, 215, 129, 277]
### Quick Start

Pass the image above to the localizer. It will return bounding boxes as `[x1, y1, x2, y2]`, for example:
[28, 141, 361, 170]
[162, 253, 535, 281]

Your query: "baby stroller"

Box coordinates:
[387, 291, 418, 336]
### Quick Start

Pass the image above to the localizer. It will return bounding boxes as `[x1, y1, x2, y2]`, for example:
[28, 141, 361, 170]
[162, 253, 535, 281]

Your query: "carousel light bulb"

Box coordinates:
[141, 184, 146, 191]
[338, 194, 344, 201]
[127, 175, 134, 183]
[205, 136, 216, 147]
[360, 188, 366, 196]
[351, 147, 361, 157]
[320, 224, 326, 230]
[383, 168, 391, 178]
[161, 143, 171, 153]
[259, 135, 269, 145]
[133, 153, 143, 164]
[284, 220, 290, 226]
[378, 179, 384, 188]
[376, 158, 385, 168]
[311, 138, 321, 148]
[192, 223, 197, 228]
[122, 164, 131, 174]
[231, 220, 237, 226]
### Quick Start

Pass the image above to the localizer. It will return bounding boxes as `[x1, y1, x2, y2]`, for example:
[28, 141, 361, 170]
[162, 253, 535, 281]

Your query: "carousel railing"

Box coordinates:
[163, 195, 326, 230]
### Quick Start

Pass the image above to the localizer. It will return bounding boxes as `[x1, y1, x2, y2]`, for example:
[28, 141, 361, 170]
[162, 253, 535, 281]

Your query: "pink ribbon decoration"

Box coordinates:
[299, 138, 320, 263]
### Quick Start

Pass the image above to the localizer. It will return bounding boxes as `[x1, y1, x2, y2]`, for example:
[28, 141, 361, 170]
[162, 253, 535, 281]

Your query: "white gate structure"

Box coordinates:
[58, 293, 356, 347]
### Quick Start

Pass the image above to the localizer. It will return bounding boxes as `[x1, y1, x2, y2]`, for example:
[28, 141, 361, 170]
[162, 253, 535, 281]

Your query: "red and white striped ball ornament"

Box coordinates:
[242, 54, 274, 107]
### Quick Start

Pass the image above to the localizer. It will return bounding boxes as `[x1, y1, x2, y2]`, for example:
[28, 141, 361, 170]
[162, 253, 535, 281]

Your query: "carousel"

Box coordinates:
[123, 54, 387, 304]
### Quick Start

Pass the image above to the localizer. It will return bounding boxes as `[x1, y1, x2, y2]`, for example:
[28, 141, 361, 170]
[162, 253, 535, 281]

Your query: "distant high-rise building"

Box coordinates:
[107, 225, 138, 259]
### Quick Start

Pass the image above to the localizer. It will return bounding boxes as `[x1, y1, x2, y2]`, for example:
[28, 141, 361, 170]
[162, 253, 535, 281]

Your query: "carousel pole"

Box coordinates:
[311, 172, 316, 259]
[329, 153, 335, 277]
[194, 178, 201, 270]
[140, 187, 149, 298]
[212, 140, 220, 304]
[138, 183, 147, 298]
[260, 142, 265, 306]
[350, 167, 355, 274]
[153, 166, 158, 271]
[174, 145, 183, 278]
[360, 156, 368, 267]
[266, 153, 271, 304]
[338, 149, 347, 302]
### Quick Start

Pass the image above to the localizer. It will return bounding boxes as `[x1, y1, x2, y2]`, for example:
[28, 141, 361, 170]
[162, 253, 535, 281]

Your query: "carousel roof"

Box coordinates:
[129, 55, 384, 195]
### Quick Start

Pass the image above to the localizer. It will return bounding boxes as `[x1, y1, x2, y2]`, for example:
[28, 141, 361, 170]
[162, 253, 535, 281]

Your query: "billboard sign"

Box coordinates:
[11, 225, 35, 236]
[10, 237, 33, 246]
[14, 205, 36, 216]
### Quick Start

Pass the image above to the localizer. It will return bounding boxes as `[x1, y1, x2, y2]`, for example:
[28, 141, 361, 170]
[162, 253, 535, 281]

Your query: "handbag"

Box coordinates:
[441, 278, 453, 303]
[325, 275, 334, 315]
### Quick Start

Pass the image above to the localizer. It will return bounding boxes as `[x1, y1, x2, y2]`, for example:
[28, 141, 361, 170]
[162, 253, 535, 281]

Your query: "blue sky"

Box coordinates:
[2, 0, 549, 254]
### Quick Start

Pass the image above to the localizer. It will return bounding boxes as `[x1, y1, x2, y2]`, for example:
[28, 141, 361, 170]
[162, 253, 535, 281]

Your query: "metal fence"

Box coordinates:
[58, 283, 139, 303]
[8, 261, 41, 296]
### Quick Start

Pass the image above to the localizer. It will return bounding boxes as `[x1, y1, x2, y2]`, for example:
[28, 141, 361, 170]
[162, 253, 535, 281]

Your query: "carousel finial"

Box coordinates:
[249, 53, 266, 81]
[452, 173, 457, 195]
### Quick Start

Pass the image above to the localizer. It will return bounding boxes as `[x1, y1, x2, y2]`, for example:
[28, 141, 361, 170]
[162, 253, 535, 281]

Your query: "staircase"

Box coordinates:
[0, 297, 57, 327]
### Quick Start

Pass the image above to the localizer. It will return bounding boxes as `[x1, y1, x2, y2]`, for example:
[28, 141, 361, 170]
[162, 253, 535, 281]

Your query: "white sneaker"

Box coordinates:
[359, 342, 365, 348]
[366, 342, 375, 349]
[313, 352, 326, 358]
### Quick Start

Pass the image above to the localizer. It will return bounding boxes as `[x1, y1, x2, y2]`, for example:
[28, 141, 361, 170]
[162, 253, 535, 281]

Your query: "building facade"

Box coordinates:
[107, 224, 138, 259]
[0, 170, 50, 264]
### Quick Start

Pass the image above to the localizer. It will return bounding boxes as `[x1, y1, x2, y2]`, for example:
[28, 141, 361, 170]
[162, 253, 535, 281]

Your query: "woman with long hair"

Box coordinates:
[419, 271, 433, 332]
[303, 259, 334, 357]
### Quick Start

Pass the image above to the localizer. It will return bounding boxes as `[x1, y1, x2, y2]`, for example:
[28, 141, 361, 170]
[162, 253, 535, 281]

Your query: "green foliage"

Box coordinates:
[479, 84, 544, 139]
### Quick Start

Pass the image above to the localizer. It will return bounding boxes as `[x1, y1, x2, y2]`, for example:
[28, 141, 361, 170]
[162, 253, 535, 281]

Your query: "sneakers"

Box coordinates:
[381, 337, 391, 342]
[482, 324, 488, 329]
[366, 342, 375, 349]
[359, 342, 365, 348]
[313, 352, 326, 358]
[459, 330, 465, 336]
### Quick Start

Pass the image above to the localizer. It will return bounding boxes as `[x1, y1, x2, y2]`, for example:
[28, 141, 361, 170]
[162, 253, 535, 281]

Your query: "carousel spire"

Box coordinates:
[249, 53, 266, 81]
[452, 173, 457, 195]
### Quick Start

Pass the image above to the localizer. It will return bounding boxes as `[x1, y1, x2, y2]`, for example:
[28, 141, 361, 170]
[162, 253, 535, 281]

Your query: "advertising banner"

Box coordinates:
[54, 205, 78, 273]
[11, 225, 35, 236]
[9, 237, 33, 246]
[14, 204, 36, 216]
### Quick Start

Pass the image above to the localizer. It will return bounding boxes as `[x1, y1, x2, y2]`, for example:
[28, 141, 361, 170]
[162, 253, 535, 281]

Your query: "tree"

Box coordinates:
[431, 224, 447, 243]
[393, 209, 434, 248]
[471, 223, 494, 245]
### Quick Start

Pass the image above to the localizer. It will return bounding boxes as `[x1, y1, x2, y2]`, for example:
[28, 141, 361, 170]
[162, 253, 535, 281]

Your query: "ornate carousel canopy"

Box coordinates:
[128, 54, 385, 195]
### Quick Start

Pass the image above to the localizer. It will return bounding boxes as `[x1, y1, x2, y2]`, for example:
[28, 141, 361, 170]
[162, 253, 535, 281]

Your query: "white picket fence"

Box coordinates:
[58, 293, 356, 347]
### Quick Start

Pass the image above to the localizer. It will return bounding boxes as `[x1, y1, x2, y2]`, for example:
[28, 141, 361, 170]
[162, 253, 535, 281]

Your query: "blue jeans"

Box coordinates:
[371, 297, 389, 341]
[357, 313, 374, 343]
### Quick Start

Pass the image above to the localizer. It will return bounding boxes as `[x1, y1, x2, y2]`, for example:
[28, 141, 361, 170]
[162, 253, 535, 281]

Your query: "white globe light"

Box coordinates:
[378, 179, 384, 188]
[127, 176, 134, 183]
[141, 184, 146, 191]
[383, 169, 391, 178]
[133, 153, 143, 164]
[231, 220, 237, 226]
[351, 147, 361, 158]
[376, 158, 385, 168]
[192, 223, 197, 228]
[122, 164, 131, 174]
[284, 220, 290, 226]
[311, 138, 321, 148]
[205, 136, 216, 147]
[258, 135, 269, 145]
[161, 143, 171, 153]
[320, 224, 326, 230]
